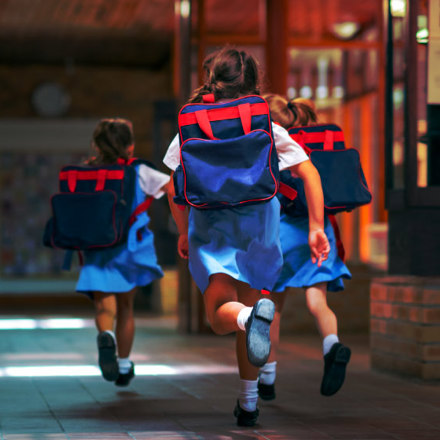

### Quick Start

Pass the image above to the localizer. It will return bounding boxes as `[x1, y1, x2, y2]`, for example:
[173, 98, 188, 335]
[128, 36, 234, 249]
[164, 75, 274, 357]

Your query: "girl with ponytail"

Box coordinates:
[257, 94, 352, 401]
[77, 118, 170, 387]
[163, 47, 330, 426]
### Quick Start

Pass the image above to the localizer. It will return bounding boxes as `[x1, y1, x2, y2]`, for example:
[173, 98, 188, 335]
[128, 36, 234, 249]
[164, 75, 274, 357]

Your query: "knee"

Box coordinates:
[307, 296, 326, 317]
[116, 297, 134, 315]
[205, 313, 228, 335]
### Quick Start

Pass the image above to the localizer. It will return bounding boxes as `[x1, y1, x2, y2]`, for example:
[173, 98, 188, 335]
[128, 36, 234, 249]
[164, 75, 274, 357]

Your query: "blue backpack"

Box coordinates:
[173, 95, 280, 209]
[278, 124, 372, 216]
[43, 158, 154, 251]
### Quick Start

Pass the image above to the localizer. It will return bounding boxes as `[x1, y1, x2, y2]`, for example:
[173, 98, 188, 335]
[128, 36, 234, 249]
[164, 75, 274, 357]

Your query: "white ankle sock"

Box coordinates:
[259, 361, 277, 385]
[118, 357, 131, 374]
[323, 334, 339, 356]
[103, 329, 116, 341]
[237, 307, 252, 331]
[238, 379, 258, 412]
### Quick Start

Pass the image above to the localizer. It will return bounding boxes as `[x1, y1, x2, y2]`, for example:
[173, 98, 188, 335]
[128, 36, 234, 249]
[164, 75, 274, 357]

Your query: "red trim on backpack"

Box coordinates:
[328, 214, 345, 261]
[179, 102, 269, 126]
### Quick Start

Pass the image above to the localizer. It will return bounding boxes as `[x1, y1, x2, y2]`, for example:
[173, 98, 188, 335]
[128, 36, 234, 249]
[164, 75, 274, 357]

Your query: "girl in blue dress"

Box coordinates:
[163, 47, 330, 426]
[257, 94, 352, 402]
[76, 118, 170, 386]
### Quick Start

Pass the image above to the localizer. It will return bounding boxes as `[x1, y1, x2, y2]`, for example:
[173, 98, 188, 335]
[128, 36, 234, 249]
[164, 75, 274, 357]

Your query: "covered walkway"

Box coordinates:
[0, 314, 438, 439]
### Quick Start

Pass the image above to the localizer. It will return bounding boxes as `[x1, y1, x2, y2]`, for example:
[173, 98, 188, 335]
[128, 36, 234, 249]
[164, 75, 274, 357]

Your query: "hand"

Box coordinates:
[309, 229, 330, 267]
[177, 234, 189, 259]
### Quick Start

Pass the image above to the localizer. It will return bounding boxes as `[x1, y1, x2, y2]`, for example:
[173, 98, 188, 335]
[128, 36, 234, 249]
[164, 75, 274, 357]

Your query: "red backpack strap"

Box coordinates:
[117, 157, 138, 165]
[278, 181, 298, 200]
[323, 130, 334, 150]
[238, 103, 252, 135]
[202, 93, 215, 103]
[328, 214, 345, 261]
[129, 196, 154, 227]
[195, 110, 216, 140]
[129, 196, 154, 241]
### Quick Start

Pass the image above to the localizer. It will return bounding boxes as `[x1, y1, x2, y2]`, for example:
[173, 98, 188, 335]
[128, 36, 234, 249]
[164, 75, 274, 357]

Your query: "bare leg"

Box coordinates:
[115, 288, 136, 358]
[203, 273, 244, 335]
[305, 283, 337, 338]
[265, 291, 287, 364]
[236, 285, 263, 380]
[93, 292, 116, 332]
[306, 283, 350, 396]
[93, 291, 119, 381]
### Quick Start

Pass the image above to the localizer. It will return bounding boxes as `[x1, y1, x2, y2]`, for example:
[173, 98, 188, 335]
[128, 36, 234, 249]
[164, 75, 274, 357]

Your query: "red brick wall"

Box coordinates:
[370, 276, 440, 380]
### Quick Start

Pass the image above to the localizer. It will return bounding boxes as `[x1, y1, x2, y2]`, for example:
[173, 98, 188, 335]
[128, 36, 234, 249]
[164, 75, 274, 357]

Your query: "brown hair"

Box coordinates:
[86, 118, 134, 165]
[264, 94, 318, 129]
[189, 47, 261, 103]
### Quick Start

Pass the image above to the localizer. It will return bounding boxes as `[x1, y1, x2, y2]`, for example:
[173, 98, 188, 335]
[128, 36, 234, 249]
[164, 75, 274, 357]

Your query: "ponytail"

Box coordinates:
[189, 47, 261, 103]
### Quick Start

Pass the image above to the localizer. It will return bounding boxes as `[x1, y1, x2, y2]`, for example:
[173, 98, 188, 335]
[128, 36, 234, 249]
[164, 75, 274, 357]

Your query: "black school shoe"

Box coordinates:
[320, 342, 351, 396]
[97, 332, 119, 382]
[233, 400, 259, 427]
[258, 381, 276, 400]
[115, 361, 135, 387]
[245, 298, 275, 367]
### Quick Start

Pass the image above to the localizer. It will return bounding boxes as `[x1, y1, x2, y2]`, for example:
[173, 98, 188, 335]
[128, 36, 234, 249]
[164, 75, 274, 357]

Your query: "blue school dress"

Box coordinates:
[274, 213, 351, 292]
[76, 165, 164, 298]
[163, 124, 309, 294]
[188, 198, 283, 294]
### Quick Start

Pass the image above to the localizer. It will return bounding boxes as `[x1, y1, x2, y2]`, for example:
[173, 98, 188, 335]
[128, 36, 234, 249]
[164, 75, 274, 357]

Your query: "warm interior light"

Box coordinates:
[332, 22, 360, 40]
[416, 15, 428, 44]
[300, 85, 313, 99]
[391, 0, 406, 17]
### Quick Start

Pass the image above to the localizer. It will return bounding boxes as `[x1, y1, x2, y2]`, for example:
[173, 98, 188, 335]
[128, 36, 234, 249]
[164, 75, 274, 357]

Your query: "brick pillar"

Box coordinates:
[370, 276, 440, 380]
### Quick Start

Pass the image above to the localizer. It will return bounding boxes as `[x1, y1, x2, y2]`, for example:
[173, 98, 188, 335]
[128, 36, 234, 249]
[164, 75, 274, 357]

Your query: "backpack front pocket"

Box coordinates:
[50, 191, 120, 249]
[180, 129, 278, 208]
[310, 149, 372, 212]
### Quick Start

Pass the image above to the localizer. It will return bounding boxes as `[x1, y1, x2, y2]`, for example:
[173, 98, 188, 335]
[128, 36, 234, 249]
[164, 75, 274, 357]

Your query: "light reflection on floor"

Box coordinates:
[0, 317, 94, 329]
[0, 363, 236, 377]
[0, 317, 236, 378]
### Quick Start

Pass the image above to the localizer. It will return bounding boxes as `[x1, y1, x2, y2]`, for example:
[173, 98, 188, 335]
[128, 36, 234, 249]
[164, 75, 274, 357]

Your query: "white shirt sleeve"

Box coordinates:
[272, 123, 309, 171]
[137, 164, 170, 199]
[163, 134, 180, 171]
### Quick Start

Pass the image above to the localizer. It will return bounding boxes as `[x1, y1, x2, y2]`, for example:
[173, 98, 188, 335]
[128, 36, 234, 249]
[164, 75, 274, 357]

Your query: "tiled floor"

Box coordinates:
[0, 314, 439, 440]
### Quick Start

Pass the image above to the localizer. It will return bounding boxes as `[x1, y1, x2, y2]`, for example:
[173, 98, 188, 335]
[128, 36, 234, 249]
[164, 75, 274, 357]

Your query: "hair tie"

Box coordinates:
[287, 101, 295, 111]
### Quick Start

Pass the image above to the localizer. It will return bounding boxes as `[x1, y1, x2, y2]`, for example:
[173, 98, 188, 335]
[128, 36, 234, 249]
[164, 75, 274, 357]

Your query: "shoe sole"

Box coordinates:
[247, 299, 275, 367]
[97, 333, 119, 382]
[321, 345, 351, 396]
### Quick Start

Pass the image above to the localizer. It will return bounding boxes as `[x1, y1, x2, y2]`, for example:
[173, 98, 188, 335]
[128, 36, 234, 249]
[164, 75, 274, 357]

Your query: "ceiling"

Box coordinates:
[0, 0, 381, 68]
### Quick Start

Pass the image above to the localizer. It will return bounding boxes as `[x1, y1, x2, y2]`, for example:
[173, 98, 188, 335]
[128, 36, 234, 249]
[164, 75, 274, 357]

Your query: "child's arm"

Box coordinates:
[167, 172, 189, 259]
[288, 160, 330, 266]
